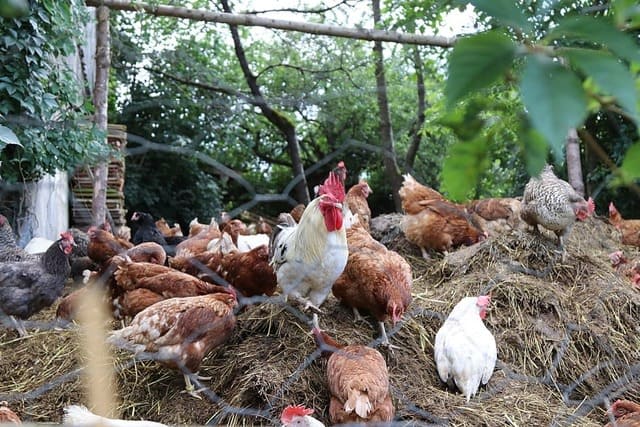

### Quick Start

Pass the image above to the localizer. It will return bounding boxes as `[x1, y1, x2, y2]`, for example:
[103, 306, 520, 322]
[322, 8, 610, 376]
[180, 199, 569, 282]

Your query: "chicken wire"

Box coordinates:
[0, 134, 639, 427]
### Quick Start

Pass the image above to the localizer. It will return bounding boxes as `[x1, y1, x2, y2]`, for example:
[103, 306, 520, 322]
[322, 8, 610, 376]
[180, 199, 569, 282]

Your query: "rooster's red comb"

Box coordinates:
[608, 201, 617, 213]
[281, 405, 314, 423]
[317, 171, 345, 202]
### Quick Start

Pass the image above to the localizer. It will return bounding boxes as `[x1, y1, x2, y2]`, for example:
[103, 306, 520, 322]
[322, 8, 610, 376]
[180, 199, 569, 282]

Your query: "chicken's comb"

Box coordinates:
[0, 214, 5, 225]
[281, 405, 314, 423]
[608, 201, 617, 214]
[60, 231, 75, 243]
[317, 171, 345, 202]
[477, 295, 491, 307]
[586, 197, 596, 214]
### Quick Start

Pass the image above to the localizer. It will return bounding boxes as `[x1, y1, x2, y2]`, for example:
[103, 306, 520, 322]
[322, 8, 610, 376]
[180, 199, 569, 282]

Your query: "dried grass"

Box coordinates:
[0, 216, 639, 426]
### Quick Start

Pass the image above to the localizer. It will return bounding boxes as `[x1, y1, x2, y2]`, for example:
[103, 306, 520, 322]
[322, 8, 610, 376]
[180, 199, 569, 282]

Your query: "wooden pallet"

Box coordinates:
[70, 124, 128, 227]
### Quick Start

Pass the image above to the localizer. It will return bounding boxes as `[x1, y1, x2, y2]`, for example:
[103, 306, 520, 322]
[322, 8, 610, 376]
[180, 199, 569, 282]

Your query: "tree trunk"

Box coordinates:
[372, 0, 403, 211]
[566, 127, 585, 196]
[91, 5, 110, 226]
[405, 46, 427, 173]
[220, 0, 310, 204]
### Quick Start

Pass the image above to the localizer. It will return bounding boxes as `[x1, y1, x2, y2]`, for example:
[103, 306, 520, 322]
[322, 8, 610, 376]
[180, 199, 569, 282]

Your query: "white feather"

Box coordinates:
[63, 405, 168, 427]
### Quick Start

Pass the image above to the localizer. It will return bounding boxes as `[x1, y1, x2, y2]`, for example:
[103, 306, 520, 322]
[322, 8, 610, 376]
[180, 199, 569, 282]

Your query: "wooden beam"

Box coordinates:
[84, 0, 456, 47]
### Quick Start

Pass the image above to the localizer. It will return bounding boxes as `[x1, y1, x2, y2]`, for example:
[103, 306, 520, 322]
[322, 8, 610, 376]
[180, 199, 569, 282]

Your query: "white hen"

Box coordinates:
[433, 295, 497, 402]
[63, 405, 168, 427]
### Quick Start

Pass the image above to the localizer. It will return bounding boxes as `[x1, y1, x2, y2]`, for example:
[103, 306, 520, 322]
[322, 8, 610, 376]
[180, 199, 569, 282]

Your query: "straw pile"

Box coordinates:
[1, 216, 639, 426]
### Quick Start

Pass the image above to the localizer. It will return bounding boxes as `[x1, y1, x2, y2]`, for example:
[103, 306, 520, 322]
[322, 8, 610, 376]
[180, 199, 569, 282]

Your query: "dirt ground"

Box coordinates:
[1, 215, 639, 426]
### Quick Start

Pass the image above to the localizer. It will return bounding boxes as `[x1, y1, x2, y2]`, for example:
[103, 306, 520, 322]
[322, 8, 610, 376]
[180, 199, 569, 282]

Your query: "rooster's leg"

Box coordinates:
[378, 322, 399, 352]
[420, 247, 431, 260]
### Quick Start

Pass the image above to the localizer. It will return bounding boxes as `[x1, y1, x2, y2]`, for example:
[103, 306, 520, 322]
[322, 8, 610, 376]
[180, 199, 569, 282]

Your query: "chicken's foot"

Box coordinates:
[181, 374, 205, 399]
[378, 321, 400, 353]
[10, 316, 28, 338]
[351, 308, 368, 325]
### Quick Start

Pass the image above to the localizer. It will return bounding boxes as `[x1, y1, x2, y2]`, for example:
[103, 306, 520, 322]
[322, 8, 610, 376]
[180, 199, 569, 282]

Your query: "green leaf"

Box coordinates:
[613, 142, 640, 185]
[445, 30, 517, 108]
[465, 0, 533, 33]
[547, 16, 640, 64]
[0, 124, 22, 148]
[521, 128, 548, 177]
[520, 55, 588, 161]
[441, 137, 490, 201]
[563, 48, 638, 122]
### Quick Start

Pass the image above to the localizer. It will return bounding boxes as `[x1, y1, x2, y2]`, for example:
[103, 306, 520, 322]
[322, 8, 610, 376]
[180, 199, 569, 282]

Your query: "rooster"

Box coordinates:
[280, 405, 325, 427]
[434, 295, 497, 402]
[0, 231, 75, 336]
[63, 405, 167, 426]
[269, 168, 348, 320]
[107, 290, 237, 398]
[332, 220, 412, 348]
[609, 202, 640, 247]
[605, 399, 640, 427]
[520, 164, 595, 257]
[312, 320, 394, 424]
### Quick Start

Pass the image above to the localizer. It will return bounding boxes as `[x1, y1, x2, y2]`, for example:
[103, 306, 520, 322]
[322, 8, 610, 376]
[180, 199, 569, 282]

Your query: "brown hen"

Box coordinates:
[107, 290, 237, 397]
[218, 234, 277, 297]
[605, 400, 640, 427]
[312, 321, 394, 424]
[345, 180, 373, 230]
[609, 202, 640, 247]
[0, 401, 21, 425]
[332, 221, 412, 348]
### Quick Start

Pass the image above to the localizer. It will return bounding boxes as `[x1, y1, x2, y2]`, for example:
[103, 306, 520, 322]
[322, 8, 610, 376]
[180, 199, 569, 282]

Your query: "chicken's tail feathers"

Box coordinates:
[63, 405, 104, 426]
[344, 390, 372, 418]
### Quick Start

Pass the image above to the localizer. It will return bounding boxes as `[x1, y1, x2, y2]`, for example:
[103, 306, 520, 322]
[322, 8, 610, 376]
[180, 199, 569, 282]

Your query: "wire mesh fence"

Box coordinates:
[0, 143, 639, 426]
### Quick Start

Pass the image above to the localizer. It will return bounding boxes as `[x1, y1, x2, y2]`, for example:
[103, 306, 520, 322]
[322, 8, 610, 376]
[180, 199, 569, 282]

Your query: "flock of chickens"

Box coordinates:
[0, 161, 639, 426]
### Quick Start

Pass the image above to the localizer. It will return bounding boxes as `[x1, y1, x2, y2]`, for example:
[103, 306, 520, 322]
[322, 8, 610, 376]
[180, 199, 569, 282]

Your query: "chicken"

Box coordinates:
[280, 405, 325, 427]
[604, 400, 640, 427]
[63, 404, 168, 426]
[289, 204, 306, 224]
[131, 212, 167, 246]
[345, 179, 373, 230]
[236, 234, 270, 252]
[255, 216, 272, 235]
[465, 197, 522, 235]
[609, 202, 640, 247]
[218, 233, 277, 297]
[269, 168, 348, 318]
[520, 164, 595, 256]
[107, 290, 237, 397]
[155, 217, 183, 238]
[87, 225, 134, 265]
[175, 219, 221, 257]
[434, 295, 497, 402]
[168, 249, 224, 279]
[220, 219, 249, 244]
[0, 214, 35, 262]
[0, 401, 21, 425]
[332, 221, 412, 348]
[0, 232, 75, 336]
[399, 174, 486, 258]
[312, 321, 394, 423]
[112, 258, 231, 317]
[188, 217, 210, 237]
[609, 251, 640, 290]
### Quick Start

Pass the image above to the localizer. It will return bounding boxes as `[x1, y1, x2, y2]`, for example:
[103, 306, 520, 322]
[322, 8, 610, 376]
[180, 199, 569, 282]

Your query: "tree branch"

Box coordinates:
[84, 0, 456, 47]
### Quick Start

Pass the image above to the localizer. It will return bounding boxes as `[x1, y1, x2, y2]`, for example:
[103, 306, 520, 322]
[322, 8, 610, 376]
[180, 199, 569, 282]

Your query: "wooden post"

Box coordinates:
[91, 5, 110, 225]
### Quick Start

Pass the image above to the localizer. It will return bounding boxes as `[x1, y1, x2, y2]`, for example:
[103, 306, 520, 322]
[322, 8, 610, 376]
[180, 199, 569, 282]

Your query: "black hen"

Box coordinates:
[0, 231, 75, 336]
[130, 211, 182, 256]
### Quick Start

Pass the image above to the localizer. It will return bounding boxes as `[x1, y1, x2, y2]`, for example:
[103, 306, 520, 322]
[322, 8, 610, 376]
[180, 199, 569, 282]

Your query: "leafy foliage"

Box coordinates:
[0, 0, 107, 182]
[443, 0, 639, 198]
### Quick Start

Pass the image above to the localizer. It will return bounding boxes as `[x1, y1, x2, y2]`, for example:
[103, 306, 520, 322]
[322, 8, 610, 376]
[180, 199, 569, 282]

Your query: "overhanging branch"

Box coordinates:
[84, 0, 456, 47]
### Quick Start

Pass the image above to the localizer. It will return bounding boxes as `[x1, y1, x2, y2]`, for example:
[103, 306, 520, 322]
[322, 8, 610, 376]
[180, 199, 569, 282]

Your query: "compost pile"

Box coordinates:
[1, 216, 639, 426]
